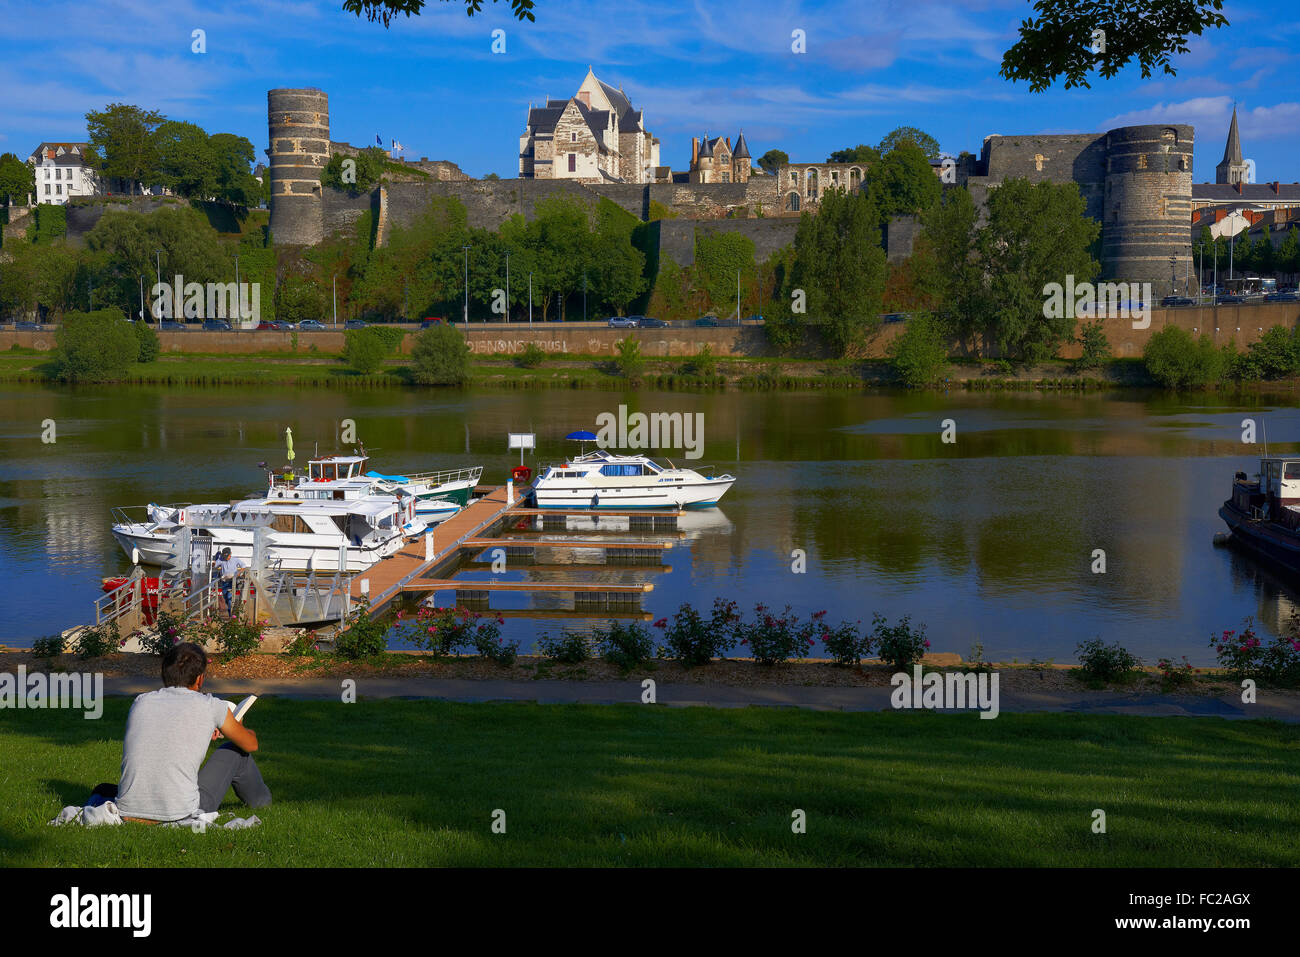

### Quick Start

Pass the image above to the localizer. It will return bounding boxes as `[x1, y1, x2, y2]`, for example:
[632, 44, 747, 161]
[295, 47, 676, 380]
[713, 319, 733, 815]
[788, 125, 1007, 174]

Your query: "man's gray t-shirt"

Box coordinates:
[117, 687, 230, 821]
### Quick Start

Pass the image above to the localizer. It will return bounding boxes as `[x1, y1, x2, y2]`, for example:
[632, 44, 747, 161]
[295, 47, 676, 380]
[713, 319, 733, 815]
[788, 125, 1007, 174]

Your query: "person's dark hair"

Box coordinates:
[161, 642, 208, 688]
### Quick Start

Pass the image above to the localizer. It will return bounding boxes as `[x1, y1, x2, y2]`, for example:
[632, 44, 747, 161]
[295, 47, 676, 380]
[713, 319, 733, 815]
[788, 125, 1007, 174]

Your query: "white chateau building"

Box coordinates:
[26, 143, 101, 205]
[519, 67, 662, 184]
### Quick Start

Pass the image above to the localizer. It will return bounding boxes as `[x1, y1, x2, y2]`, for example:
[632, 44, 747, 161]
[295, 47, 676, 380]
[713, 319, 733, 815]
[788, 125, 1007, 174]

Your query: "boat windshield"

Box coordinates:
[600, 463, 646, 477]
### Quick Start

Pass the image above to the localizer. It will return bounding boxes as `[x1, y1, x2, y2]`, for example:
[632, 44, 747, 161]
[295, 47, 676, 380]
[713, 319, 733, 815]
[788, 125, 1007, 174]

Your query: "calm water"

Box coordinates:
[2, 383, 1297, 664]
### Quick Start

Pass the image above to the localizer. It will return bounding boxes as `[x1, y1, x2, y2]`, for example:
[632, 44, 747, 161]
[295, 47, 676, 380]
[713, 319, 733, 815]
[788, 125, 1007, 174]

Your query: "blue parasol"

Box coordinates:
[565, 430, 598, 455]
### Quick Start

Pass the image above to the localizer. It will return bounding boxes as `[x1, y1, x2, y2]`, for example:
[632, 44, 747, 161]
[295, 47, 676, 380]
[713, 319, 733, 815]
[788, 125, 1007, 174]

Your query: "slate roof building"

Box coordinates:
[518, 67, 660, 183]
[25, 142, 101, 205]
[688, 132, 752, 184]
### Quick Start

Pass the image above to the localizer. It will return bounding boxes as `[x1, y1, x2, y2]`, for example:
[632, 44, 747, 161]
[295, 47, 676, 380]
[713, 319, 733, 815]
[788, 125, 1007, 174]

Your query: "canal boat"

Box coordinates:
[111, 493, 422, 572]
[269, 452, 481, 524]
[1218, 456, 1300, 575]
[531, 449, 735, 509]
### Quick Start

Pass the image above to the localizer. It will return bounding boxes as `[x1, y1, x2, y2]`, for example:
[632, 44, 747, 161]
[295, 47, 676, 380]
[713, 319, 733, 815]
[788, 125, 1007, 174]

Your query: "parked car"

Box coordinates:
[298, 319, 326, 330]
[273, 321, 295, 330]
[742, 314, 765, 324]
[694, 316, 719, 327]
[160, 321, 187, 331]
[14, 321, 43, 330]
[202, 319, 232, 331]
[1266, 291, 1300, 302]
[345, 319, 368, 329]
[636, 317, 667, 328]
[607, 316, 637, 328]
[255, 321, 279, 330]
[1160, 296, 1195, 307]
[420, 317, 446, 329]
[881, 312, 910, 323]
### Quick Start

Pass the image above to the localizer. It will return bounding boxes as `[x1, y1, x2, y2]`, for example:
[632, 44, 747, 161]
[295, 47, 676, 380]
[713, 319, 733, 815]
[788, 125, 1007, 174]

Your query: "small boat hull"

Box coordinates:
[1218, 501, 1300, 576]
[533, 479, 734, 510]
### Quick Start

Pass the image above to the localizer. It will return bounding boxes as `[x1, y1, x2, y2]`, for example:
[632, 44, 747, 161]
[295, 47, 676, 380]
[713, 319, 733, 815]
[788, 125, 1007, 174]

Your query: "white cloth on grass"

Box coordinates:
[49, 802, 259, 830]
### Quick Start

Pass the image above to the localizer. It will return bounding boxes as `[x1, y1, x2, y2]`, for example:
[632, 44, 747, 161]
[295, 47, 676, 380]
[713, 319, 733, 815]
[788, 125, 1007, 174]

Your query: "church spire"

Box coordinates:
[1222, 104, 1243, 166]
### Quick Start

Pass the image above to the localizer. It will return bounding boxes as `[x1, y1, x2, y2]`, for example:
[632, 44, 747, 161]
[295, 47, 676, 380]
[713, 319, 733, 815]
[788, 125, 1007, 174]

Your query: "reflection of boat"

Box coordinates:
[270, 452, 480, 524]
[1219, 456, 1300, 576]
[111, 495, 421, 572]
[546, 507, 733, 541]
[532, 450, 735, 509]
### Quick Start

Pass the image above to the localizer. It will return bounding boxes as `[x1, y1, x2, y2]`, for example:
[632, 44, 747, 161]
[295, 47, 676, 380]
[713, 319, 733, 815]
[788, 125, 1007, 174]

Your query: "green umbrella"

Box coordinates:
[285, 426, 295, 463]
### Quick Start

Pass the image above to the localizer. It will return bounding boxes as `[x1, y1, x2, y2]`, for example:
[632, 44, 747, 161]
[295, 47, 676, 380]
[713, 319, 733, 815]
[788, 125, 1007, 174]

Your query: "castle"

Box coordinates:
[267, 80, 1216, 286]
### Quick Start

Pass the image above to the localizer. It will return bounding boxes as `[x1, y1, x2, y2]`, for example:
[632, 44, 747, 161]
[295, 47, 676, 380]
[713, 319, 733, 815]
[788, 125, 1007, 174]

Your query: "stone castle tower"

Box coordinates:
[267, 88, 330, 245]
[1215, 106, 1249, 185]
[1101, 124, 1194, 287]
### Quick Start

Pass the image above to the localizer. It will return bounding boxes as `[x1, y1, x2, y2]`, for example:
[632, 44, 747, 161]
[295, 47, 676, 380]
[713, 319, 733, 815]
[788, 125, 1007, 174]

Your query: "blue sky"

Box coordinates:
[2, 0, 1298, 182]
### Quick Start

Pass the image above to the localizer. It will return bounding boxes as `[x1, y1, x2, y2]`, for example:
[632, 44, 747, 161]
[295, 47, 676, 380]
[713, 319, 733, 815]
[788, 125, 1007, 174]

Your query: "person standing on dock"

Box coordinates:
[213, 547, 246, 617]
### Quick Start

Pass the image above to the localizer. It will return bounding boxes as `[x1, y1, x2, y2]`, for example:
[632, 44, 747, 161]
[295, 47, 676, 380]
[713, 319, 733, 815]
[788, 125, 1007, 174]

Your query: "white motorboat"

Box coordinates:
[268, 453, 480, 524]
[111, 493, 422, 572]
[532, 449, 735, 509]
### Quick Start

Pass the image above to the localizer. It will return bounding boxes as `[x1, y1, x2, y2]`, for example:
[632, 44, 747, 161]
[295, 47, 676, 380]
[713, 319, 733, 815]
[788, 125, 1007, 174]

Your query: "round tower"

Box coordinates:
[267, 88, 330, 246]
[1102, 124, 1194, 290]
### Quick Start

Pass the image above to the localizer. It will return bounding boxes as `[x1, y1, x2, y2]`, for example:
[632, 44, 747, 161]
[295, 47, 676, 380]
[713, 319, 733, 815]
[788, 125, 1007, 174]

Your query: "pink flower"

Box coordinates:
[923, 639, 931, 648]
[653, 618, 667, 629]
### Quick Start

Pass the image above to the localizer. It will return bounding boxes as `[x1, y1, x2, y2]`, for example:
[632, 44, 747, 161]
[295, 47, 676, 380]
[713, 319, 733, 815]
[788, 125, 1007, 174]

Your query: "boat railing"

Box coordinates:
[376, 466, 483, 487]
[111, 503, 194, 527]
[182, 504, 276, 528]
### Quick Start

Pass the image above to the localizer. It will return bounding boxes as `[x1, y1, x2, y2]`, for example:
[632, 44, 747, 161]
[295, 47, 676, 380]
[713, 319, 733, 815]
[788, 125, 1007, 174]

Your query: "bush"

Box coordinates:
[31, 635, 65, 658]
[888, 312, 949, 387]
[30, 203, 67, 243]
[1143, 326, 1227, 388]
[594, 621, 657, 670]
[70, 621, 123, 658]
[733, 602, 817, 665]
[516, 343, 546, 368]
[680, 344, 717, 377]
[537, 630, 593, 664]
[55, 308, 139, 383]
[1156, 655, 1197, 690]
[366, 325, 406, 352]
[655, 598, 741, 666]
[473, 626, 519, 666]
[132, 320, 161, 363]
[872, 614, 930, 670]
[614, 336, 643, 378]
[1210, 617, 1300, 686]
[282, 629, 320, 657]
[1234, 326, 1300, 381]
[140, 610, 186, 656]
[395, 605, 505, 657]
[1075, 638, 1141, 682]
[207, 616, 264, 662]
[343, 327, 390, 374]
[1074, 319, 1112, 370]
[275, 274, 327, 324]
[821, 618, 871, 667]
[335, 602, 389, 659]
[411, 323, 471, 385]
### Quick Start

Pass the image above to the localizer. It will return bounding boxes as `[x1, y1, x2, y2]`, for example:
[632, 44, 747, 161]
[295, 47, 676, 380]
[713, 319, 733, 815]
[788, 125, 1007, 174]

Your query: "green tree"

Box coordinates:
[0, 241, 80, 319]
[1000, 0, 1230, 91]
[209, 133, 262, 206]
[410, 322, 471, 385]
[29, 204, 67, 243]
[55, 308, 139, 382]
[916, 187, 982, 342]
[877, 127, 941, 161]
[865, 140, 941, 223]
[980, 178, 1100, 362]
[0, 153, 35, 206]
[1143, 326, 1228, 388]
[1074, 318, 1112, 369]
[321, 149, 386, 193]
[85, 103, 166, 195]
[757, 149, 788, 174]
[787, 188, 888, 356]
[693, 231, 755, 317]
[154, 120, 217, 199]
[826, 144, 880, 165]
[1277, 227, 1300, 279]
[888, 312, 949, 387]
[343, 327, 390, 373]
[276, 273, 327, 323]
[132, 319, 161, 362]
[614, 336, 643, 378]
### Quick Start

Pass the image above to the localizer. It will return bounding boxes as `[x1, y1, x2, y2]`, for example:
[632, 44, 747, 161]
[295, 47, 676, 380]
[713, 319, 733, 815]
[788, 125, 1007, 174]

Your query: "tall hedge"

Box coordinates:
[55, 307, 139, 382]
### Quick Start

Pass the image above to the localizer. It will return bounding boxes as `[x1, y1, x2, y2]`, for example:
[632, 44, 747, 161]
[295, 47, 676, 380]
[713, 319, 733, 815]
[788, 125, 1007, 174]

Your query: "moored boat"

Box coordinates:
[532, 449, 735, 509]
[1218, 456, 1300, 575]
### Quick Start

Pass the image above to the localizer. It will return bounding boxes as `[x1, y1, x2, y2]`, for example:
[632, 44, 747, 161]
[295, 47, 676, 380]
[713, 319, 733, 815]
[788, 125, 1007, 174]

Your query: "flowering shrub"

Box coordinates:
[537, 630, 593, 664]
[821, 615, 871, 667]
[594, 621, 657, 670]
[139, 611, 187, 656]
[656, 598, 740, 666]
[1075, 638, 1141, 683]
[31, 635, 65, 658]
[208, 615, 266, 662]
[734, 603, 817, 666]
[1156, 655, 1197, 689]
[1210, 617, 1300, 685]
[70, 620, 124, 658]
[872, 614, 930, 670]
[282, 629, 321, 657]
[334, 600, 389, 660]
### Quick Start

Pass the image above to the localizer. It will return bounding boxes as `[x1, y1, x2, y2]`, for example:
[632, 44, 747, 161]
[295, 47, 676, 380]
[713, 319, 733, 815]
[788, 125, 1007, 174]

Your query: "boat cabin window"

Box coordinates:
[1286, 464, 1300, 481]
[643, 461, 662, 474]
[269, 514, 309, 534]
[600, 463, 645, 477]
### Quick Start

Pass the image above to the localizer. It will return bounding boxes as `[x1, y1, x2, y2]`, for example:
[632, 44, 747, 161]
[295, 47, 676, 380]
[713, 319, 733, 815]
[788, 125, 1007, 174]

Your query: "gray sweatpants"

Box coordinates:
[197, 743, 272, 813]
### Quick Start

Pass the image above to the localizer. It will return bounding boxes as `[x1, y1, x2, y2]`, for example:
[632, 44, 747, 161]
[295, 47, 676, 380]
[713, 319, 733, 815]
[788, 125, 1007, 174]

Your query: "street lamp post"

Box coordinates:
[462, 245, 471, 324]
[505, 250, 510, 324]
[583, 271, 587, 322]
[139, 274, 145, 322]
[155, 250, 162, 287]
[528, 272, 533, 326]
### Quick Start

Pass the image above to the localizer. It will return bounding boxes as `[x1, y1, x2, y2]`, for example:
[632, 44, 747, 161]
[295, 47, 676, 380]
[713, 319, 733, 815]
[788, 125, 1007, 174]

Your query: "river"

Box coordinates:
[2, 382, 1296, 664]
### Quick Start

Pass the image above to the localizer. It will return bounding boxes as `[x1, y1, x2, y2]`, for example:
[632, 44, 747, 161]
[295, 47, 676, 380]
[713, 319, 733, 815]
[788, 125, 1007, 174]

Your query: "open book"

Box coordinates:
[225, 695, 258, 723]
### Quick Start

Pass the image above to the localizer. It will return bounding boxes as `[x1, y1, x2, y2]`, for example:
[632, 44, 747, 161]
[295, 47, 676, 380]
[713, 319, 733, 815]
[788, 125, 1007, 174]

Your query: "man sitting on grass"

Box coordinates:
[112, 641, 270, 823]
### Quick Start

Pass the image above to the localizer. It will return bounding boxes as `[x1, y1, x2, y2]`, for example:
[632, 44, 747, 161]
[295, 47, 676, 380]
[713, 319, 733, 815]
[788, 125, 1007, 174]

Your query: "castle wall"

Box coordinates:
[1102, 124, 1194, 288]
[656, 218, 798, 267]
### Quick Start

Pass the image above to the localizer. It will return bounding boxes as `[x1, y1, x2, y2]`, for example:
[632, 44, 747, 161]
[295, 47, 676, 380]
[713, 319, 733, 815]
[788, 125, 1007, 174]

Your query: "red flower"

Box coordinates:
[653, 618, 667, 629]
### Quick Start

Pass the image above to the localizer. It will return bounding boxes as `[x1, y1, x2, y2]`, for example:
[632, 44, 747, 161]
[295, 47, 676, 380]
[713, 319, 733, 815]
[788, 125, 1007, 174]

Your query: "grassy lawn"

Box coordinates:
[3, 699, 1297, 867]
